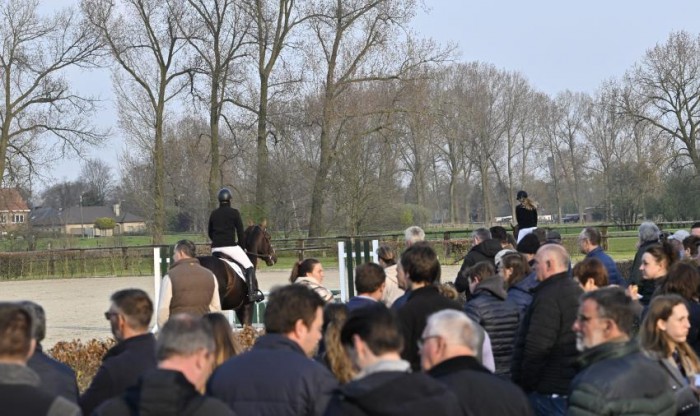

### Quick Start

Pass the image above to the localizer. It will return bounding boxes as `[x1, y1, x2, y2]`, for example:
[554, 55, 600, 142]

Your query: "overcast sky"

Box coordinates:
[46, 0, 700, 184]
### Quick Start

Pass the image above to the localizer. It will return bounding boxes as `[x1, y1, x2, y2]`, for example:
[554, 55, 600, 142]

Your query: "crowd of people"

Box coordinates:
[3, 202, 700, 415]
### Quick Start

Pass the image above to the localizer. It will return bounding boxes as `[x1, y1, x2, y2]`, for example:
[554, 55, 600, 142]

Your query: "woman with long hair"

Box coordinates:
[502, 252, 535, 315]
[573, 257, 609, 292]
[290, 258, 334, 303]
[515, 190, 537, 241]
[201, 313, 239, 369]
[640, 242, 678, 305]
[657, 262, 700, 357]
[317, 303, 355, 383]
[377, 244, 404, 307]
[641, 295, 700, 414]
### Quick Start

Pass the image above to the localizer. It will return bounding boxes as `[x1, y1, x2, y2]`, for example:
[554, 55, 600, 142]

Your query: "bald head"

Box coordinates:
[534, 244, 570, 281]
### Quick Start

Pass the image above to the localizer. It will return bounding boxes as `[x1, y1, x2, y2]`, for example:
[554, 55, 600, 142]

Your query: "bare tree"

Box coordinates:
[0, 0, 105, 184]
[83, 0, 192, 243]
[79, 158, 114, 205]
[622, 31, 700, 175]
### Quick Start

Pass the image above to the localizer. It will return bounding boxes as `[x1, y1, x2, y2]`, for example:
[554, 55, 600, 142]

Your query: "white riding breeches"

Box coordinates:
[212, 246, 253, 269]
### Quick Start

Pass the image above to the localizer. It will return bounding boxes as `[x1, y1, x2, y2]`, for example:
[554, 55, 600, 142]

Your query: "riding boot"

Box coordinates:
[245, 267, 264, 303]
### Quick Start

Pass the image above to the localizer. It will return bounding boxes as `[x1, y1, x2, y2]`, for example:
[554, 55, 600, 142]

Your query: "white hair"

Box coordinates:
[425, 310, 479, 352]
[404, 226, 425, 244]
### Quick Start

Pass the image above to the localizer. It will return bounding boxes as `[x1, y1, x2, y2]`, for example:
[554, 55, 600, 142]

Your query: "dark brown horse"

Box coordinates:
[198, 224, 277, 326]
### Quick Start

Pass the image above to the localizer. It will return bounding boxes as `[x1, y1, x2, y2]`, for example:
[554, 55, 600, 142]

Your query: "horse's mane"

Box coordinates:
[243, 224, 261, 252]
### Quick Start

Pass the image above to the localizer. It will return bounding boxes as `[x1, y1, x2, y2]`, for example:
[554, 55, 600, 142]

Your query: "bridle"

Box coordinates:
[244, 227, 276, 263]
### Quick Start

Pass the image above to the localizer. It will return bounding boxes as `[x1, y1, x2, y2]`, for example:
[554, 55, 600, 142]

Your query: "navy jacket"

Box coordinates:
[79, 333, 157, 416]
[346, 296, 379, 312]
[397, 286, 462, 371]
[27, 343, 79, 404]
[464, 275, 520, 377]
[208, 334, 338, 416]
[507, 272, 539, 316]
[511, 272, 582, 395]
[586, 247, 626, 287]
[428, 356, 533, 416]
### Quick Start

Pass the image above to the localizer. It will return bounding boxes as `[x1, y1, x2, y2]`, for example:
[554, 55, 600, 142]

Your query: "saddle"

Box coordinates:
[212, 251, 245, 279]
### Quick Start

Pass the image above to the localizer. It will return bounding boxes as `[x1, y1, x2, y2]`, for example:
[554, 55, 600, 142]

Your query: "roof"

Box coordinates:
[0, 188, 29, 212]
[31, 205, 145, 226]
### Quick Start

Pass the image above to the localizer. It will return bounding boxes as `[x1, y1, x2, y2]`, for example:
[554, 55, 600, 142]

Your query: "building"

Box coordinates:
[30, 204, 146, 236]
[0, 188, 30, 234]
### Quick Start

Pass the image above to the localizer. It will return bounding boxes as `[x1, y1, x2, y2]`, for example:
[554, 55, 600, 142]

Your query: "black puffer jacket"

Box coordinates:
[455, 239, 503, 292]
[567, 341, 676, 416]
[464, 275, 520, 377]
[511, 272, 582, 395]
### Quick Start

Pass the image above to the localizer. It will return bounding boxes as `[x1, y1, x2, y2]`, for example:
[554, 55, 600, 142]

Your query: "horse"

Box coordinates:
[198, 224, 277, 326]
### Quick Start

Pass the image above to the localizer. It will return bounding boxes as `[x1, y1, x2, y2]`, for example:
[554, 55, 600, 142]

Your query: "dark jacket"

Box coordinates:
[0, 363, 80, 416]
[567, 341, 676, 416]
[80, 333, 157, 416]
[455, 239, 503, 292]
[95, 369, 235, 416]
[324, 370, 461, 416]
[346, 296, 379, 312]
[506, 271, 539, 316]
[207, 333, 338, 416]
[428, 356, 533, 416]
[511, 271, 582, 395]
[586, 246, 626, 287]
[27, 343, 79, 403]
[464, 275, 520, 377]
[516, 204, 537, 229]
[208, 205, 244, 248]
[397, 285, 462, 371]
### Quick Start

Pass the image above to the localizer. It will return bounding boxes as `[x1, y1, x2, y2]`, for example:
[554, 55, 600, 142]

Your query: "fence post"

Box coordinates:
[297, 239, 305, 261]
[338, 241, 347, 302]
[601, 226, 609, 251]
[346, 239, 355, 299]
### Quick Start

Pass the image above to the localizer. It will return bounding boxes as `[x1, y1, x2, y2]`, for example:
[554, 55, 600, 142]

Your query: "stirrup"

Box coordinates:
[247, 290, 265, 304]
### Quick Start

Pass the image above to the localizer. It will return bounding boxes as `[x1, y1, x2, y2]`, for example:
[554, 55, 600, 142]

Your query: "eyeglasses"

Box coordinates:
[104, 311, 119, 320]
[417, 335, 440, 350]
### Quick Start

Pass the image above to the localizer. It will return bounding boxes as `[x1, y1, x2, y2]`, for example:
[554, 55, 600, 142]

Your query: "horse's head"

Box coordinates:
[244, 224, 277, 267]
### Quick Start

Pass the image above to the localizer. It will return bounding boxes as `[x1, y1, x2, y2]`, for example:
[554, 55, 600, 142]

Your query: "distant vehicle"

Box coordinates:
[563, 214, 580, 223]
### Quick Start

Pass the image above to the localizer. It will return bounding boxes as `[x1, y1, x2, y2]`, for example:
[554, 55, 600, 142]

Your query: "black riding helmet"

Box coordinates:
[516, 190, 528, 201]
[218, 188, 232, 205]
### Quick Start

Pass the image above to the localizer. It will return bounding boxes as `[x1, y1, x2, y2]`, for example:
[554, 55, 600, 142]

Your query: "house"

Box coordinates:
[31, 203, 146, 236]
[0, 188, 30, 234]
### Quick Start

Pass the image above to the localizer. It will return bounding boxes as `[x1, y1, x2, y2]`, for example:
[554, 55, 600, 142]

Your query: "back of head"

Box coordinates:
[580, 227, 602, 246]
[472, 227, 491, 243]
[500, 252, 531, 285]
[265, 285, 324, 334]
[355, 263, 386, 294]
[545, 230, 562, 244]
[489, 226, 508, 243]
[110, 289, 153, 331]
[174, 239, 197, 258]
[517, 233, 540, 255]
[580, 286, 634, 336]
[0, 302, 32, 361]
[201, 313, 238, 365]
[376, 244, 397, 266]
[404, 226, 425, 245]
[468, 261, 496, 281]
[18, 301, 46, 342]
[340, 304, 402, 356]
[400, 242, 440, 284]
[217, 187, 232, 206]
[425, 309, 479, 352]
[157, 313, 215, 361]
[638, 222, 660, 244]
[656, 262, 700, 301]
[573, 257, 609, 288]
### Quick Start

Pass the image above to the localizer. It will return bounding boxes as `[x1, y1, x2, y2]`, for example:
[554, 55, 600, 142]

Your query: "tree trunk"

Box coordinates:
[208, 71, 220, 212]
[255, 74, 270, 221]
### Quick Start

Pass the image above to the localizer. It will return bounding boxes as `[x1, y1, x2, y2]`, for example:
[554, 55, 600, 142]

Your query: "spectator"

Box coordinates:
[503, 252, 537, 315]
[629, 222, 661, 299]
[511, 244, 582, 416]
[577, 227, 625, 287]
[0, 302, 80, 416]
[157, 239, 221, 328]
[391, 226, 427, 310]
[572, 257, 609, 292]
[377, 244, 404, 306]
[80, 289, 157, 416]
[655, 262, 700, 357]
[545, 230, 562, 245]
[516, 190, 538, 242]
[490, 225, 516, 250]
[683, 236, 700, 263]
[396, 243, 462, 371]
[640, 242, 678, 304]
[324, 305, 461, 416]
[208, 285, 337, 415]
[201, 313, 239, 368]
[463, 261, 521, 377]
[669, 230, 691, 260]
[641, 295, 700, 414]
[20, 301, 79, 403]
[290, 258, 334, 303]
[346, 263, 386, 311]
[455, 228, 502, 293]
[567, 287, 675, 416]
[422, 310, 533, 416]
[95, 314, 234, 415]
[516, 233, 540, 266]
[692, 222, 700, 238]
[317, 303, 354, 383]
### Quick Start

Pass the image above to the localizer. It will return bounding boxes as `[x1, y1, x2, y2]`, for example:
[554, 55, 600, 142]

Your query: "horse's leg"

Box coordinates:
[236, 303, 254, 327]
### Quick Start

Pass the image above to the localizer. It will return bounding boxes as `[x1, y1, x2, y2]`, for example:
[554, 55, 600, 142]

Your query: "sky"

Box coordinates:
[44, 0, 700, 185]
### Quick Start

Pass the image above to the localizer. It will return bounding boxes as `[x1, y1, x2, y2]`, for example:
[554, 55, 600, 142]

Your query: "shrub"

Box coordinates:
[49, 338, 116, 393]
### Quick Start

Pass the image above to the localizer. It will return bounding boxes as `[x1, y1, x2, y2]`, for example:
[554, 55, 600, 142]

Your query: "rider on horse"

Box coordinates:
[208, 188, 264, 304]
